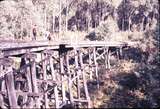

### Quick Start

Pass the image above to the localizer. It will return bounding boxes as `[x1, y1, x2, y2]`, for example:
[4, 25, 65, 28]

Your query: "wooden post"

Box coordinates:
[66, 53, 73, 104]
[119, 47, 123, 59]
[5, 70, 18, 108]
[104, 47, 109, 69]
[116, 47, 120, 62]
[45, 50, 60, 108]
[88, 48, 93, 80]
[108, 50, 111, 69]
[21, 56, 32, 108]
[0, 50, 3, 58]
[23, 57, 32, 92]
[65, 52, 70, 76]
[59, 51, 66, 103]
[129, 17, 131, 32]
[0, 58, 18, 108]
[42, 52, 49, 108]
[0, 79, 6, 92]
[79, 51, 91, 108]
[74, 48, 81, 100]
[30, 55, 40, 108]
[0, 54, 6, 108]
[0, 50, 3, 70]
[54, 85, 59, 108]
[0, 94, 4, 108]
[23, 53, 40, 108]
[49, 55, 55, 80]
[93, 47, 99, 89]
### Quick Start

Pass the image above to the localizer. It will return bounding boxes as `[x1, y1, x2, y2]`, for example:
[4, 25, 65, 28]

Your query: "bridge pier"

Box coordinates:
[0, 40, 133, 108]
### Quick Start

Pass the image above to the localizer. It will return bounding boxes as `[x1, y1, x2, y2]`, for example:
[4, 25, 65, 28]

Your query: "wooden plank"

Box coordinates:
[0, 40, 61, 50]
[66, 41, 128, 48]
[0, 41, 138, 56]
[2, 46, 59, 57]
[0, 40, 138, 50]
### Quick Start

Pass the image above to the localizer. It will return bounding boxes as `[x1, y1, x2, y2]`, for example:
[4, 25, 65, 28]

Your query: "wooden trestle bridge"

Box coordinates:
[0, 40, 137, 108]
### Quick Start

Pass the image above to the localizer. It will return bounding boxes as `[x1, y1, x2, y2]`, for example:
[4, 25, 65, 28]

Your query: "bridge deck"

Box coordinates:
[0, 40, 138, 56]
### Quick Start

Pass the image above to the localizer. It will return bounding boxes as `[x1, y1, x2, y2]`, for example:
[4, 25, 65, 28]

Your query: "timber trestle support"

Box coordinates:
[0, 44, 124, 108]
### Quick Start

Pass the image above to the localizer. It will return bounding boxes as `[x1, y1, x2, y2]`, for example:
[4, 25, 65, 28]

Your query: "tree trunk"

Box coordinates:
[65, 0, 68, 32]
[59, 0, 62, 33]
[44, 3, 47, 31]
